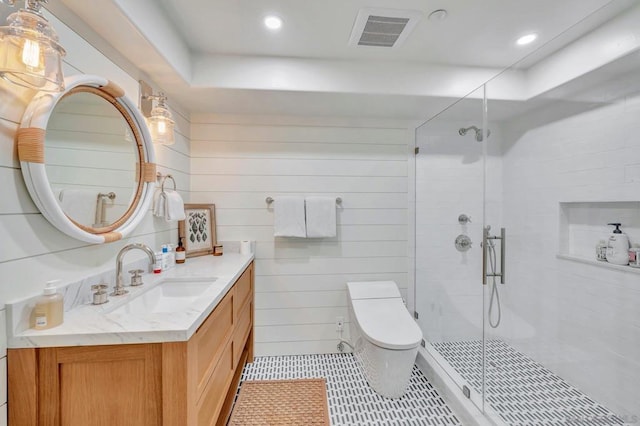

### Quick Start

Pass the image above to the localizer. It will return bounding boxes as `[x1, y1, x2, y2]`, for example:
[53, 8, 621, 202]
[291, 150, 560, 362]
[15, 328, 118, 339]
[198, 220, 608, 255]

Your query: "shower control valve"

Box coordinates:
[455, 234, 473, 252]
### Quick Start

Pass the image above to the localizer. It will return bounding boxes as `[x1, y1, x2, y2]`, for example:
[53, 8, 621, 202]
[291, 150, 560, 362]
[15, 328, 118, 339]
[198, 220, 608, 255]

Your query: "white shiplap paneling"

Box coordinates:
[0, 21, 191, 426]
[191, 114, 411, 355]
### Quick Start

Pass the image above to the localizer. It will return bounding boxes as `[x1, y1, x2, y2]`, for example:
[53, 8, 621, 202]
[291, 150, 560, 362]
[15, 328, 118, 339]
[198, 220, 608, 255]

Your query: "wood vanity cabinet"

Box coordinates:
[8, 261, 254, 426]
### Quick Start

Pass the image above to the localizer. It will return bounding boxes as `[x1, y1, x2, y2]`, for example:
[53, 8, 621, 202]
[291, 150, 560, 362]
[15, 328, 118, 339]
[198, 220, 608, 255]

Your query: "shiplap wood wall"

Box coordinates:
[0, 12, 190, 423]
[190, 114, 412, 355]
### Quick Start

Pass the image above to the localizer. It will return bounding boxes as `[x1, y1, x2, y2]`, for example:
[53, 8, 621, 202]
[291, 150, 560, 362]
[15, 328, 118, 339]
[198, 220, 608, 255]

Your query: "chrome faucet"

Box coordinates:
[112, 243, 156, 296]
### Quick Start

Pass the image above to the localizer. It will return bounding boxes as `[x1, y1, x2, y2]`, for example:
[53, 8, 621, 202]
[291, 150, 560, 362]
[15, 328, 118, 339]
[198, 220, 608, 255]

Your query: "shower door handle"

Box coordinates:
[499, 227, 505, 284]
[483, 226, 506, 285]
[482, 226, 488, 285]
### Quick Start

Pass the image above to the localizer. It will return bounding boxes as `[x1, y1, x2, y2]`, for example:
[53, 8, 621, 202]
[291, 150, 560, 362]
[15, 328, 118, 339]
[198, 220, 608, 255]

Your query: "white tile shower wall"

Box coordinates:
[499, 94, 640, 417]
[414, 119, 503, 343]
[0, 9, 191, 421]
[190, 114, 412, 355]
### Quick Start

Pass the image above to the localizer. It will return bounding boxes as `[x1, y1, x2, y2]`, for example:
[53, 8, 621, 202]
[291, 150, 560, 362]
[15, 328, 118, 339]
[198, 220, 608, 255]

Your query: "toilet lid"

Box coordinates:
[351, 298, 423, 350]
[347, 281, 401, 299]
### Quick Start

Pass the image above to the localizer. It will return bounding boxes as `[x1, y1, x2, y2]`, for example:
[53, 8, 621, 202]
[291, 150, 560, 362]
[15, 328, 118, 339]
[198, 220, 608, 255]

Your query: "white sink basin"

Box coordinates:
[109, 277, 217, 315]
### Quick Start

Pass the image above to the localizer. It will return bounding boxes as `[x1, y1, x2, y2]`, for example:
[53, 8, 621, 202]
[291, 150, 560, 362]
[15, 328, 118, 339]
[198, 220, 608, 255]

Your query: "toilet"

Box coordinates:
[346, 281, 423, 399]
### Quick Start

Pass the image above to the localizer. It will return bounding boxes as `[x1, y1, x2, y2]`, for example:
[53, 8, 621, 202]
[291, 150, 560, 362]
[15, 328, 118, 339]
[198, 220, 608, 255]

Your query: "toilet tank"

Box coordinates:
[347, 281, 401, 300]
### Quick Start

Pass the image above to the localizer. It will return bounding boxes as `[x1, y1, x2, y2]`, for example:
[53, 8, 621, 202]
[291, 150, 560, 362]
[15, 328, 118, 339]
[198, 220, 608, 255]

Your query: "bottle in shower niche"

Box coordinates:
[31, 280, 64, 330]
[606, 223, 630, 265]
[596, 240, 608, 261]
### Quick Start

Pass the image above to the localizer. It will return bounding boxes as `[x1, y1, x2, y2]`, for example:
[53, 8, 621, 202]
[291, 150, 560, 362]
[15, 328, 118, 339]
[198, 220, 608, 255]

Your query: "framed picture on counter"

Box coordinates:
[179, 204, 216, 257]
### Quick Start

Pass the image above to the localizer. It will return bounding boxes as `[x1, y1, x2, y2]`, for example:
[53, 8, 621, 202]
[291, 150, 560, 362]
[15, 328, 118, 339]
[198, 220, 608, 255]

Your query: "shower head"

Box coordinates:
[458, 126, 490, 142]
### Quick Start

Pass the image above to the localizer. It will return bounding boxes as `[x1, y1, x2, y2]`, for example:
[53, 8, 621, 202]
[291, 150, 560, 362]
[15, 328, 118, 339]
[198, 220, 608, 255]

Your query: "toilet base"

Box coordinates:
[353, 334, 419, 399]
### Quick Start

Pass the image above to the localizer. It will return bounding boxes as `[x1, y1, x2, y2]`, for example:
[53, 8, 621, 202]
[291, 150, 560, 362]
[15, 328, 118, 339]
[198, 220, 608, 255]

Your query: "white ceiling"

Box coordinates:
[41, 0, 640, 118]
[155, 0, 618, 68]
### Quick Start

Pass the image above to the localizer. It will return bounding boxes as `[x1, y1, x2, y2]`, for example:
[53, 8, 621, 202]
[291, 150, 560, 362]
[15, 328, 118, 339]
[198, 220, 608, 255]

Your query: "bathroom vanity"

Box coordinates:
[7, 255, 254, 426]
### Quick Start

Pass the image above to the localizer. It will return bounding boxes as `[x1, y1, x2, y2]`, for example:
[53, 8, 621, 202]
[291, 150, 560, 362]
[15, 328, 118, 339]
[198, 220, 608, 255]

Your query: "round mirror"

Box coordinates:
[18, 75, 156, 244]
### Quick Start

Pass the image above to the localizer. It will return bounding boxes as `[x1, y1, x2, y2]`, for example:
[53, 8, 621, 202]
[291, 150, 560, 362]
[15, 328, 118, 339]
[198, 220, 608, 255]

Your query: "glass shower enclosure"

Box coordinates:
[414, 2, 640, 424]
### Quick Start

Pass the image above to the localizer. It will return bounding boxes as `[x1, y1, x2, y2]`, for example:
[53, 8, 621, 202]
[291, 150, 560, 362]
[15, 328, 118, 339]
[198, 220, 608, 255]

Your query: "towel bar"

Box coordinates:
[266, 196, 342, 205]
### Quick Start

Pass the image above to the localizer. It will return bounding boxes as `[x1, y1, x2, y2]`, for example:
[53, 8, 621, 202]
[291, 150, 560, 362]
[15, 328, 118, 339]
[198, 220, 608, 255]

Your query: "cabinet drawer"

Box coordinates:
[233, 265, 252, 320]
[196, 339, 234, 426]
[193, 290, 233, 395]
[233, 300, 252, 365]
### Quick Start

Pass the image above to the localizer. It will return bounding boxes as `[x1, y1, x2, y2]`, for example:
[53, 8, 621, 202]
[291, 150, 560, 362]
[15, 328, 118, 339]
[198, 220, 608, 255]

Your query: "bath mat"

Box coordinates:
[228, 378, 330, 425]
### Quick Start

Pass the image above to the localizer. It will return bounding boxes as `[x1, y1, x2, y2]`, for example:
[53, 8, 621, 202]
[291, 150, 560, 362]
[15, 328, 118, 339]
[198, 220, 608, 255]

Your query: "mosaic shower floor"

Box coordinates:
[432, 340, 624, 426]
[239, 353, 461, 426]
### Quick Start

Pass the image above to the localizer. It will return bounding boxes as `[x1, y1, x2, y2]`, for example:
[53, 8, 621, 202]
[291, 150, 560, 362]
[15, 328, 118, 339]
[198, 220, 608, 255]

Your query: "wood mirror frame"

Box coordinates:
[17, 74, 157, 244]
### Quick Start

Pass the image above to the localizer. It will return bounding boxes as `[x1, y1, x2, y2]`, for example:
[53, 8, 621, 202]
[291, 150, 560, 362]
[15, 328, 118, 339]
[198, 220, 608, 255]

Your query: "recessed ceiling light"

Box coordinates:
[264, 15, 283, 31]
[516, 33, 538, 46]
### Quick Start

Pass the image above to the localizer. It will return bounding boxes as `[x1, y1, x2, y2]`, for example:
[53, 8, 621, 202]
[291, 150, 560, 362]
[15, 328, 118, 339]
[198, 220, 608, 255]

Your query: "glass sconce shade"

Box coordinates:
[147, 98, 175, 145]
[0, 6, 66, 92]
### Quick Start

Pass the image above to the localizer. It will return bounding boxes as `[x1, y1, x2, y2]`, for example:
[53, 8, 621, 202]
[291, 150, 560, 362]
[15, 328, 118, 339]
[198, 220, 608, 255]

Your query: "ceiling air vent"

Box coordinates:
[349, 8, 422, 48]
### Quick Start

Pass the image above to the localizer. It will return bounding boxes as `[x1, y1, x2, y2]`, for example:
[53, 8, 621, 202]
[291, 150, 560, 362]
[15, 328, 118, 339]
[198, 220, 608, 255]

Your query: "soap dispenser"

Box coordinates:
[31, 280, 64, 330]
[606, 223, 630, 265]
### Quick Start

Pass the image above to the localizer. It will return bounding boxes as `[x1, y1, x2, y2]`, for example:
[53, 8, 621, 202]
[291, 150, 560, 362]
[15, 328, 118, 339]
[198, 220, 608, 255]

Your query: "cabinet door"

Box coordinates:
[39, 344, 162, 426]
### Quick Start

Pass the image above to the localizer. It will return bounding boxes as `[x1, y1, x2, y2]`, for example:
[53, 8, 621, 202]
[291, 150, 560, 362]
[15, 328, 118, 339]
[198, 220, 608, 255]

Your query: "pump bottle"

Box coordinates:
[606, 223, 630, 265]
[31, 280, 64, 330]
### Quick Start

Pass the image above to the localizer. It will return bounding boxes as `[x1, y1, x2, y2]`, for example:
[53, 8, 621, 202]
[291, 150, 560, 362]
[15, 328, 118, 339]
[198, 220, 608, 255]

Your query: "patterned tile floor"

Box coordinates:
[432, 340, 624, 426]
[239, 353, 462, 426]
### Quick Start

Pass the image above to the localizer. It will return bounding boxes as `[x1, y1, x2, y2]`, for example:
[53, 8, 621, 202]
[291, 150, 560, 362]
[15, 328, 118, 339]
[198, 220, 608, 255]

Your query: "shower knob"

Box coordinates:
[458, 214, 472, 225]
[455, 234, 473, 252]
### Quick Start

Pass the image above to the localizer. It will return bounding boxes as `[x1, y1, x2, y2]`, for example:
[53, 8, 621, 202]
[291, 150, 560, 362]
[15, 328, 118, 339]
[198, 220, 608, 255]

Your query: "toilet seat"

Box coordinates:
[351, 298, 422, 350]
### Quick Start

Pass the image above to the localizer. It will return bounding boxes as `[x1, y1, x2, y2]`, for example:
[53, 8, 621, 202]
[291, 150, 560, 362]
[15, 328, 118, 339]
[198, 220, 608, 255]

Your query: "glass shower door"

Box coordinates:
[414, 86, 487, 411]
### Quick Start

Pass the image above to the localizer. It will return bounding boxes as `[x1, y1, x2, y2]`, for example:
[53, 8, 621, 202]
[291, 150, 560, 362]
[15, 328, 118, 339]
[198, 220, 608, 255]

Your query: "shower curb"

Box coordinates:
[416, 347, 497, 426]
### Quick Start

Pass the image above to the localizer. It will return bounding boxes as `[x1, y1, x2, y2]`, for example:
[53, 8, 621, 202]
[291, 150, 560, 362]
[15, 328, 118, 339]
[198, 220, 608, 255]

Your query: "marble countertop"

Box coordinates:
[7, 253, 254, 348]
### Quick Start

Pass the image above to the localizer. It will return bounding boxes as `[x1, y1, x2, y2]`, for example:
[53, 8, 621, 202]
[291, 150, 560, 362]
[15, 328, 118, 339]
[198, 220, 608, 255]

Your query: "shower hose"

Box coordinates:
[487, 241, 501, 328]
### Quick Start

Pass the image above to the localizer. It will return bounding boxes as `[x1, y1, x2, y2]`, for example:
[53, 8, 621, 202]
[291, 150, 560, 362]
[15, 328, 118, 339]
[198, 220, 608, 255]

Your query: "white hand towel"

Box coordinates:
[153, 189, 166, 218]
[58, 189, 96, 225]
[164, 189, 186, 221]
[273, 196, 306, 237]
[305, 196, 336, 238]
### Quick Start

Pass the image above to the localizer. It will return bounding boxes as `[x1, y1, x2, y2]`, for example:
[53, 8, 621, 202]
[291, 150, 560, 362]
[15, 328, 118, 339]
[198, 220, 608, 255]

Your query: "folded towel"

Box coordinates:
[58, 189, 96, 225]
[165, 189, 186, 221]
[305, 196, 336, 238]
[273, 196, 306, 237]
[153, 189, 166, 218]
[153, 189, 185, 221]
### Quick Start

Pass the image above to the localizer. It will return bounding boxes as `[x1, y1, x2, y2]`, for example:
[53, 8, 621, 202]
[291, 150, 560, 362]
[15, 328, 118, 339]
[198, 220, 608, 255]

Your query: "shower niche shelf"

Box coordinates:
[558, 201, 640, 272]
[556, 253, 640, 274]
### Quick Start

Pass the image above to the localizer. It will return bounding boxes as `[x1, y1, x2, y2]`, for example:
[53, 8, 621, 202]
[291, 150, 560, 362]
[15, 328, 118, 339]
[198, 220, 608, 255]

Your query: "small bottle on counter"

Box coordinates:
[176, 237, 186, 264]
[213, 244, 223, 256]
[166, 244, 176, 269]
[31, 280, 64, 330]
[161, 245, 170, 270]
[153, 251, 163, 273]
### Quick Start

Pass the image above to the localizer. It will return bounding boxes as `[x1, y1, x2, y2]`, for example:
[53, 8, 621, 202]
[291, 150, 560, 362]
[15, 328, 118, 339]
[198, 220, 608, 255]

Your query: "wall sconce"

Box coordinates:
[0, 0, 66, 92]
[140, 79, 175, 146]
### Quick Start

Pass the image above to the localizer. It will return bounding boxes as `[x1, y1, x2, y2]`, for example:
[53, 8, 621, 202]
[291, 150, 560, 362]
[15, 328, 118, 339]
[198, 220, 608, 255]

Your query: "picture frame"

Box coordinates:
[178, 204, 216, 257]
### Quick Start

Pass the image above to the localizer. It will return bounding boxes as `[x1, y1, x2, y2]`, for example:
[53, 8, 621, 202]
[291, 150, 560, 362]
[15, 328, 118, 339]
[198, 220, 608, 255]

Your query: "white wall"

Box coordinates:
[497, 93, 640, 418]
[190, 114, 411, 355]
[0, 11, 190, 423]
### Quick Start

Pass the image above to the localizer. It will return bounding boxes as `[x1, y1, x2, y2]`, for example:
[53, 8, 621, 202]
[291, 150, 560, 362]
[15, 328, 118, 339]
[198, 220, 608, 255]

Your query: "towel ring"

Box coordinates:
[158, 173, 176, 192]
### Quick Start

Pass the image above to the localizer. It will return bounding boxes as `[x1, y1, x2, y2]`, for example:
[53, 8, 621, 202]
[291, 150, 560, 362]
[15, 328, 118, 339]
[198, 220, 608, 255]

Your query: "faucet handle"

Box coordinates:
[129, 269, 144, 287]
[91, 284, 109, 305]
